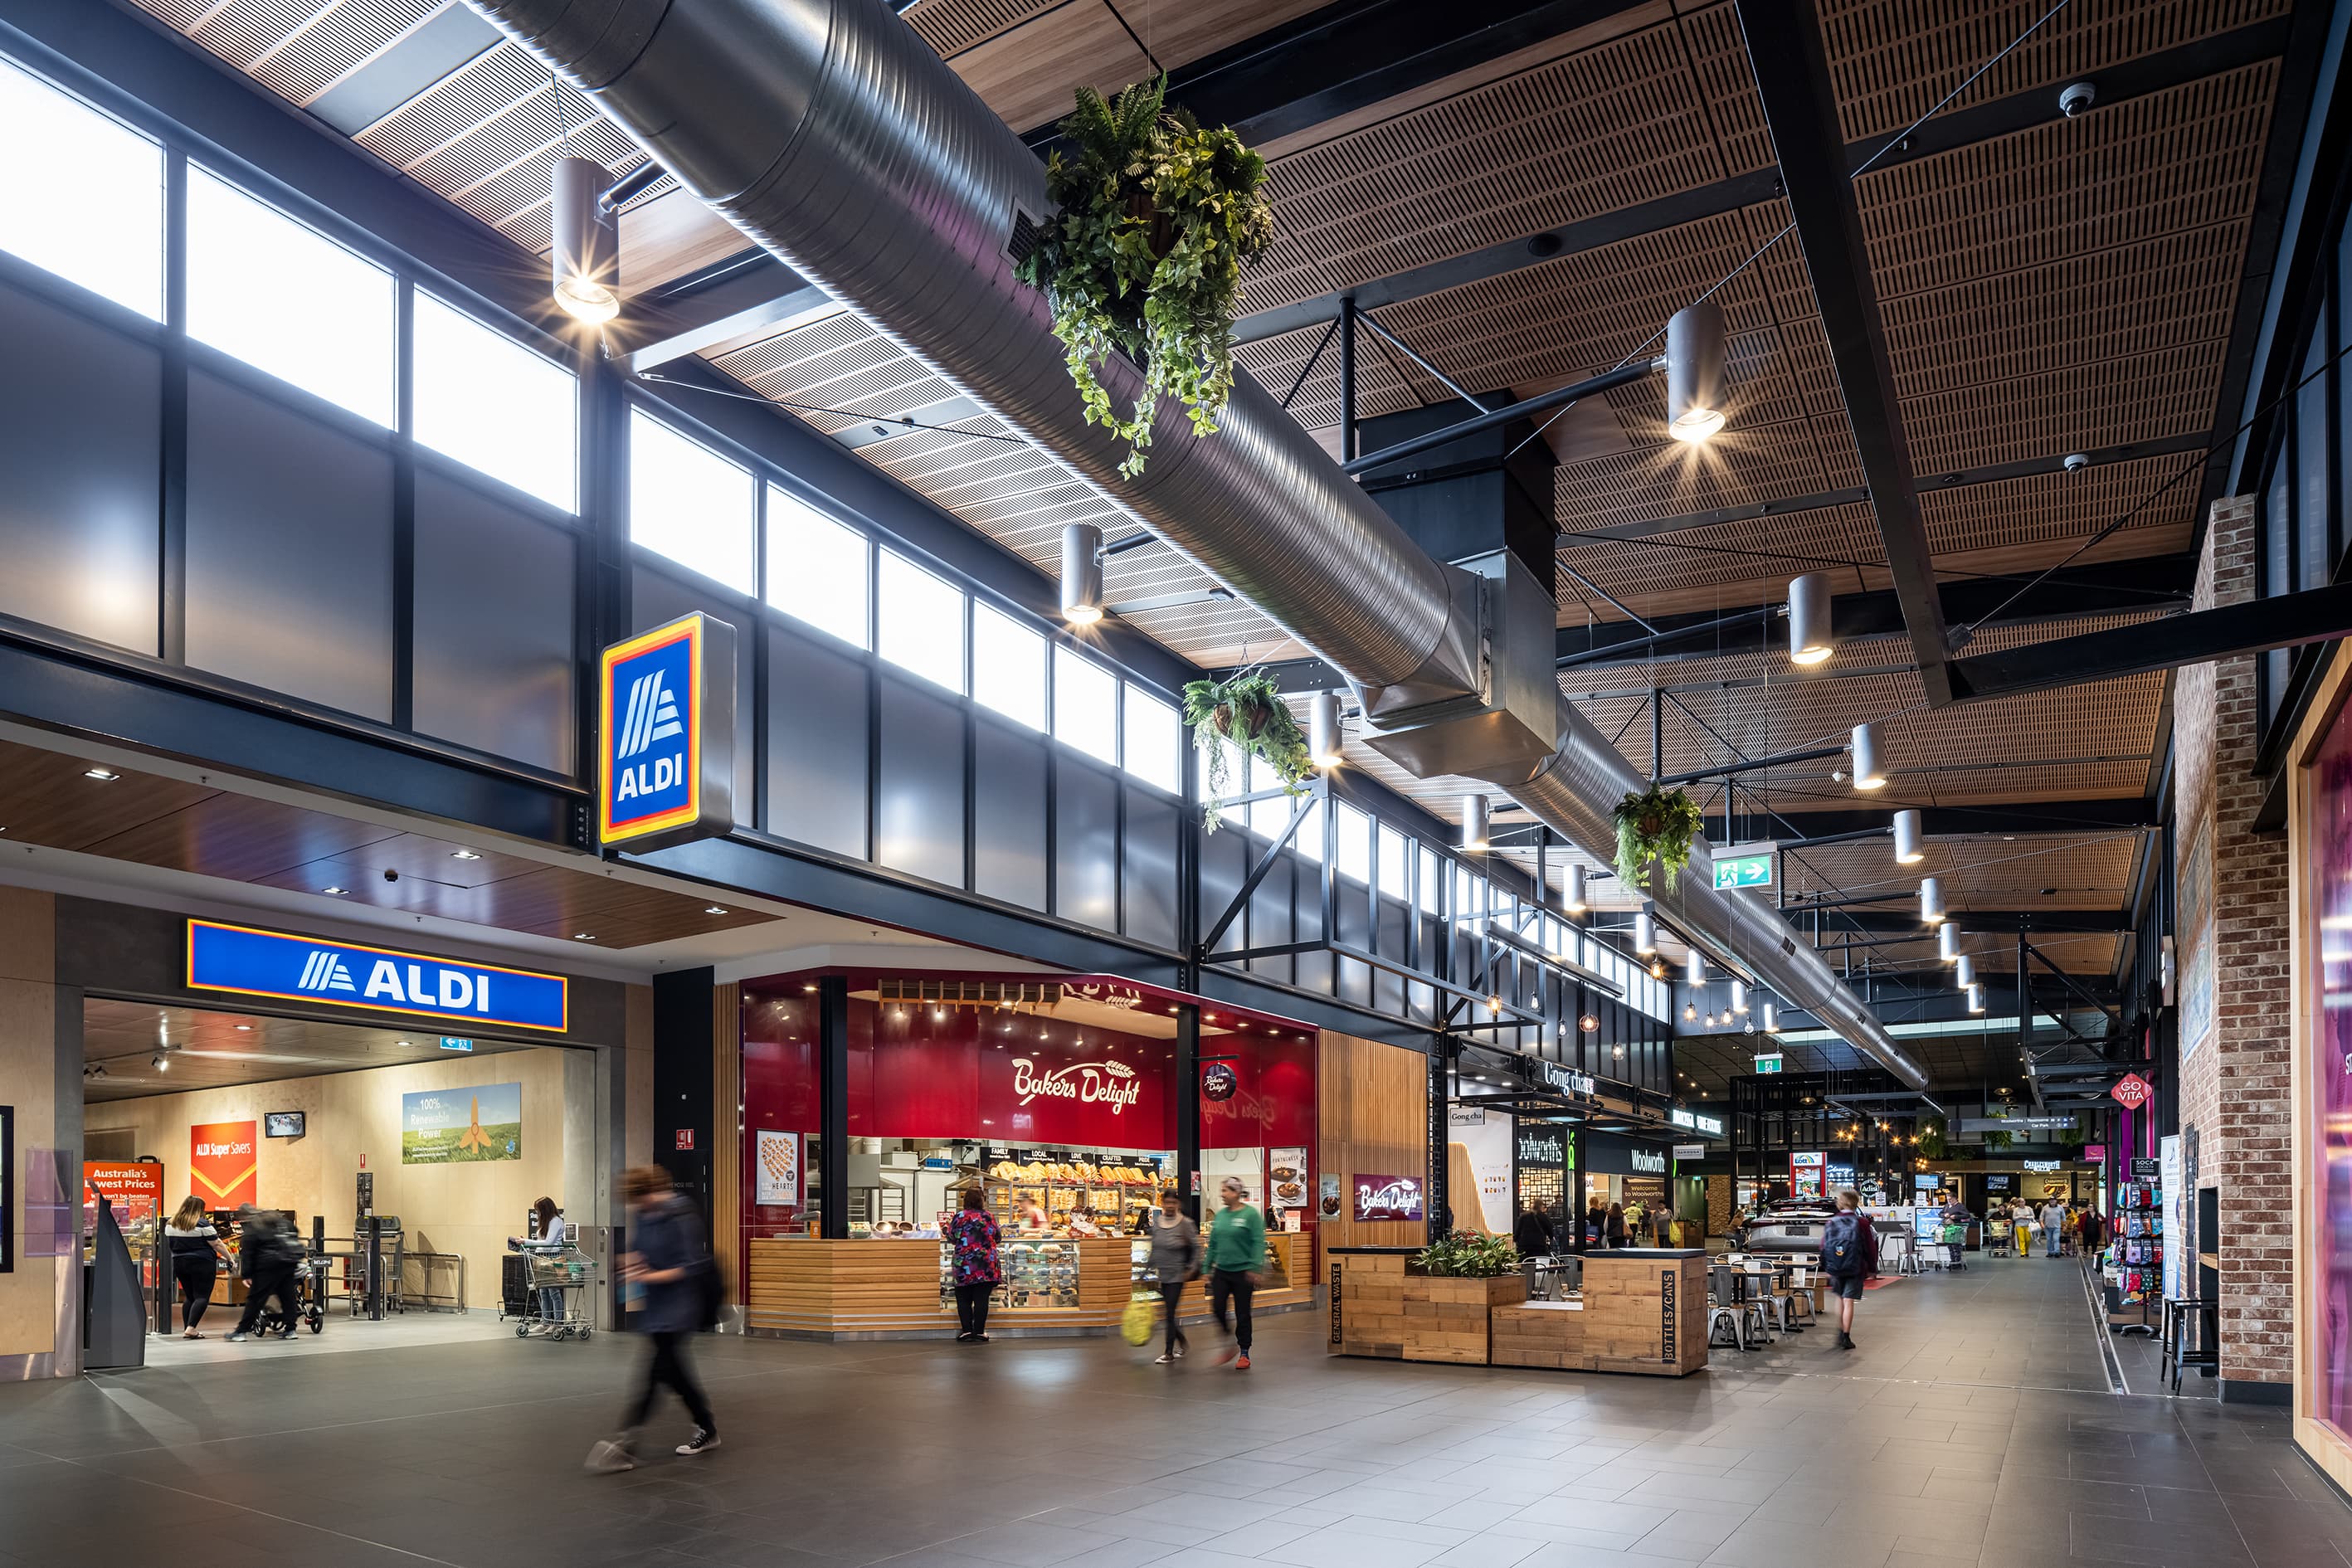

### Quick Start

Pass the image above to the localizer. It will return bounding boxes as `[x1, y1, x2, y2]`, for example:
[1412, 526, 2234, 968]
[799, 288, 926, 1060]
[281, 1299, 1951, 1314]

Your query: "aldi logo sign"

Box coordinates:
[187, 920, 567, 1033]
[598, 612, 736, 849]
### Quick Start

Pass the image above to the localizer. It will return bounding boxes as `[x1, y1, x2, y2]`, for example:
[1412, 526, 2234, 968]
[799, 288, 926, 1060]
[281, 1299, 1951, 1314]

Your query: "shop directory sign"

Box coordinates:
[597, 611, 736, 850]
[187, 919, 568, 1032]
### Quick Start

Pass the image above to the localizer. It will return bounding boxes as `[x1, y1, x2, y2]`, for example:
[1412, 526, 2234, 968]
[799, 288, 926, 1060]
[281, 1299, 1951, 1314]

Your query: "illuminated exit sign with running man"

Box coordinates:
[1712, 847, 1774, 890]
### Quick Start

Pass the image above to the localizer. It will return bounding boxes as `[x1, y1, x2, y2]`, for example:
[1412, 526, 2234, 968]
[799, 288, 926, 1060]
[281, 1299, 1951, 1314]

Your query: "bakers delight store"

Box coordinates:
[731, 969, 1320, 1337]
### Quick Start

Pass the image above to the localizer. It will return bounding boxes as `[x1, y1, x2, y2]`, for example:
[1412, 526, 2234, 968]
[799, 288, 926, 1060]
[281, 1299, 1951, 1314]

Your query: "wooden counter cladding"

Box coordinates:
[1323, 1248, 1522, 1363]
[1494, 1252, 1708, 1376]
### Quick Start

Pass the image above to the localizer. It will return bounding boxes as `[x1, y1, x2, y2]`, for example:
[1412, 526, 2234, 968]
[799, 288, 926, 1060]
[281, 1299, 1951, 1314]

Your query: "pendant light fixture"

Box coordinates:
[1663, 300, 1727, 444]
[1762, 999, 1779, 1033]
[1955, 955, 1976, 990]
[1564, 864, 1588, 914]
[1730, 979, 1748, 1015]
[551, 157, 621, 324]
[1059, 523, 1105, 625]
[1851, 721, 1887, 790]
[1788, 572, 1833, 665]
[1686, 949, 1705, 988]
[1892, 808, 1925, 864]
[1683, 1001, 1697, 1021]
[1307, 691, 1343, 769]
[1938, 923, 1961, 963]
[1460, 794, 1489, 852]
[1966, 983, 1985, 1015]
[1634, 911, 1656, 954]
[1919, 877, 1946, 926]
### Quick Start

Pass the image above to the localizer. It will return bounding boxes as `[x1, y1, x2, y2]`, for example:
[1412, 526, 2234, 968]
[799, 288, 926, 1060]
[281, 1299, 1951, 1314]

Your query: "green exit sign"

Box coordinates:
[1712, 850, 1774, 890]
[1753, 1053, 1785, 1074]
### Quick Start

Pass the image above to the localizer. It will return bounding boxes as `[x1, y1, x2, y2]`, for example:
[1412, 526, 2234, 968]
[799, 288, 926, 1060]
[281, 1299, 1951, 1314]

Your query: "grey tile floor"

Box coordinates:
[0, 1254, 2329, 1568]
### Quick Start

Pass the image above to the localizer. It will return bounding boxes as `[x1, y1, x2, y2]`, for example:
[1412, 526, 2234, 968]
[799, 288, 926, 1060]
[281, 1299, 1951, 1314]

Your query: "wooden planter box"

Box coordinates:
[1401, 1273, 1524, 1364]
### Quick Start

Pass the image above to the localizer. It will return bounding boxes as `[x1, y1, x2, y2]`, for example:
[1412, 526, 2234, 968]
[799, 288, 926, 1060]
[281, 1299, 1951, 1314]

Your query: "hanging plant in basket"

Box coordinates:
[1611, 784, 1706, 893]
[1015, 75, 1275, 478]
[1182, 672, 1312, 834]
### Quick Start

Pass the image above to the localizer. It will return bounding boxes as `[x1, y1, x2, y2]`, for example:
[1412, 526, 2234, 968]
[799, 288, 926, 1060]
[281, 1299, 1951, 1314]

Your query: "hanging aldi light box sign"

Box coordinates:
[598, 612, 736, 850]
[187, 920, 568, 1032]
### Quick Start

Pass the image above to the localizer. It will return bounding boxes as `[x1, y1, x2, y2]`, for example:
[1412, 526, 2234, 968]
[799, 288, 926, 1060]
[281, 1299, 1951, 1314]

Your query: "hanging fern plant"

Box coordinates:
[1182, 672, 1311, 834]
[1015, 75, 1275, 478]
[1611, 784, 1706, 892]
[1918, 1117, 1947, 1161]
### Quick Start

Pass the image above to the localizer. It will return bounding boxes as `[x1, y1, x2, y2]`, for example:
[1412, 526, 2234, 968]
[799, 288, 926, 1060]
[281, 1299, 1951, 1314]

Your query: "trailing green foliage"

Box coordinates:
[1918, 1116, 1947, 1161]
[1611, 784, 1707, 892]
[1014, 75, 1275, 478]
[1414, 1232, 1520, 1278]
[1182, 672, 1312, 834]
[1981, 1128, 2013, 1152]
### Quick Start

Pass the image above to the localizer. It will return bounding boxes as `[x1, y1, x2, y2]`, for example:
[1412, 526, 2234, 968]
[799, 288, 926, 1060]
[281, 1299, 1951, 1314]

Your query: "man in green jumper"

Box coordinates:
[1206, 1176, 1266, 1370]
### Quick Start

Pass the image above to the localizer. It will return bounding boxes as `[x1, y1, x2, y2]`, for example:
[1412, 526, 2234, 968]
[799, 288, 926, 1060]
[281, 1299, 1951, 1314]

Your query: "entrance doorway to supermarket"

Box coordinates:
[80, 997, 607, 1368]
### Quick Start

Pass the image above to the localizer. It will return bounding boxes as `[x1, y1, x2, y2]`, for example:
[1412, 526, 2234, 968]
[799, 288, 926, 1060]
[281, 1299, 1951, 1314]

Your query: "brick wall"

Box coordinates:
[2174, 494, 2293, 1391]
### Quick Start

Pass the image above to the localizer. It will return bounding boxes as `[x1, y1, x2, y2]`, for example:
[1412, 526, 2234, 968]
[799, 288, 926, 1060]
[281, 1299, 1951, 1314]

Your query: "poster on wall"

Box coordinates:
[2178, 809, 2215, 1059]
[2160, 1135, 2185, 1307]
[1318, 1172, 1340, 1218]
[189, 1121, 258, 1206]
[754, 1129, 801, 1206]
[401, 1083, 521, 1165]
[1448, 1109, 1512, 1231]
[83, 1161, 163, 1231]
[1269, 1146, 1307, 1210]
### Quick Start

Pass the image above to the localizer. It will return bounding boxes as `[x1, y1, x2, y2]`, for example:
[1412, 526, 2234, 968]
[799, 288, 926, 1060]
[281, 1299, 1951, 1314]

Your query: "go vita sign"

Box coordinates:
[598, 612, 737, 849]
[187, 920, 568, 1032]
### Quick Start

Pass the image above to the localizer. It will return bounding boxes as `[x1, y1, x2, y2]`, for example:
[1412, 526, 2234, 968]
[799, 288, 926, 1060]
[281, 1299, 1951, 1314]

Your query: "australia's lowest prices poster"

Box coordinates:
[402, 1083, 521, 1164]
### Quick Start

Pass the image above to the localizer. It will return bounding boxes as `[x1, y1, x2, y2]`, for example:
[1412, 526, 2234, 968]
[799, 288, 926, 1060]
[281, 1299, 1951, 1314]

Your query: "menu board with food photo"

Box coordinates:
[754, 1129, 801, 1207]
[1269, 1147, 1307, 1210]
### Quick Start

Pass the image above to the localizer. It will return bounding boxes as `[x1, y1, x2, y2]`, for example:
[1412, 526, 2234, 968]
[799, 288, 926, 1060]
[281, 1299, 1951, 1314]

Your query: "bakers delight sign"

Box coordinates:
[1353, 1173, 1424, 1223]
[1010, 1056, 1142, 1115]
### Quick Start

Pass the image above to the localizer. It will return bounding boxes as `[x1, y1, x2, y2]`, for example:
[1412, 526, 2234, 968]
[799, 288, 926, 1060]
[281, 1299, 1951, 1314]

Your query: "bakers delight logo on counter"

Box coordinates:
[1353, 1173, 1424, 1223]
[1010, 1056, 1142, 1114]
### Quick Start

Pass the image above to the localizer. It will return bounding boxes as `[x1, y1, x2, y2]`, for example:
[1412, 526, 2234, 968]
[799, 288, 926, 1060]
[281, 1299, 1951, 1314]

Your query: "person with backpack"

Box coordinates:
[587, 1167, 718, 1471]
[225, 1205, 303, 1342]
[1818, 1189, 1878, 1350]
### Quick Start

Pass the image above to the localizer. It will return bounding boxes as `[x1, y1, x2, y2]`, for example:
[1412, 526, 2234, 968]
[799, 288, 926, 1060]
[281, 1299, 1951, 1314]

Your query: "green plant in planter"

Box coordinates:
[1917, 1116, 1946, 1161]
[1981, 1128, 2013, 1152]
[1183, 674, 1312, 833]
[1015, 75, 1275, 478]
[1414, 1233, 1520, 1278]
[1611, 784, 1706, 892]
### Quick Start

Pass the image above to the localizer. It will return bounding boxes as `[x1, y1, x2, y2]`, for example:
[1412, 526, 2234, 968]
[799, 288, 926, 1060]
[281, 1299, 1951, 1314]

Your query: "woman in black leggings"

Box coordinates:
[163, 1195, 229, 1337]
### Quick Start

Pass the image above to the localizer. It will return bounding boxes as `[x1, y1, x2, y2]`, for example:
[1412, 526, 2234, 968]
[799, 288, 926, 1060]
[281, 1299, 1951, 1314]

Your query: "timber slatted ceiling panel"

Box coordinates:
[903, 0, 1067, 56]
[1923, 458, 2201, 554]
[1819, 0, 2289, 144]
[1780, 833, 2143, 910]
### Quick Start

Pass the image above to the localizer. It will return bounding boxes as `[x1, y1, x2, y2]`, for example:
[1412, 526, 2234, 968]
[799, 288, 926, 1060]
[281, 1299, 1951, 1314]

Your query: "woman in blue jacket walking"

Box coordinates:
[587, 1167, 718, 1471]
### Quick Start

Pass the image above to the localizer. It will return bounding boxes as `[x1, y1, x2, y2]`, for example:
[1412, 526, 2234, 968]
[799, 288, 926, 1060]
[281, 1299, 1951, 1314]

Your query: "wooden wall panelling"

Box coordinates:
[1315, 1030, 1429, 1252]
[713, 982, 742, 1307]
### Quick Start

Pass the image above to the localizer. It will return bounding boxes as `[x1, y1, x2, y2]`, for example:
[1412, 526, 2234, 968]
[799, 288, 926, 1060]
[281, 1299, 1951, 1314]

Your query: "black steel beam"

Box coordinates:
[1736, 800, 2160, 836]
[1024, 0, 1649, 150]
[1945, 581, 2352, 703]
[1554, 556, 2197, 668]
[1739, 0, 1951, 704]
[1235, 20, 2286, 342]
[1820, 910, 2130, 935]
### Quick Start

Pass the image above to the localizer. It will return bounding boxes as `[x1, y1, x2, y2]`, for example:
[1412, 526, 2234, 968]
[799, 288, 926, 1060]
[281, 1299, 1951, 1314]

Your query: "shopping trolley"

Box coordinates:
[518, 1244, 598, 1340]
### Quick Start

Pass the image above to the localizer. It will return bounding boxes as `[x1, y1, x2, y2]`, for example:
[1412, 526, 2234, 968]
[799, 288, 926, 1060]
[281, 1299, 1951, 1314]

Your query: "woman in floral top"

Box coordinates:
[945, 1188, 1002, 1342]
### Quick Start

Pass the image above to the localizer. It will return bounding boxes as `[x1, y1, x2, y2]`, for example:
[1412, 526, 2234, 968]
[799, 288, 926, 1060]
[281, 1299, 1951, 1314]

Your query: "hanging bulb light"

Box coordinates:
[1060, 523, 1105, 625]
[1966, 983, 1985, 1015]
[1683, 1001, 1697, 1021]
[1307, 691, 1343, 768]
[1685, 950, 1705, 988]
[551, 157, 621, 324]
[1920, 876, 1946, 926]
[1851, 721, 1887, 790]
[1649, 958, 1667, 980]
[1461, 794, 1489, 851]
[1788, 572, 1833, 665]
[1565, 864, 1588, 914]
[1579, 1012, 1600, 1032]
[1892, 808, 1925, 864]
[1662, 299, 1726, 443]
[1634, 911, 1656, 954]
[1731, 979, 1748, 1015]
[1762, 1000, 1779, 1033]
[1955, 955, 1976, 990]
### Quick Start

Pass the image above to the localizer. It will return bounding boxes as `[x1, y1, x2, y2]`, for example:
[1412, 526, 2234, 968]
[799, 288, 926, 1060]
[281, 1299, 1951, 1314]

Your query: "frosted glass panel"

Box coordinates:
[631, 410, 756, 594]
[971, 601, 1045, 728]
[1122, 686, 1180, 792]
[767, 485, 868, 648]
[187, 167, 395, 426]
[1053, 645, 1117, 763]
[0, 61, 162, 319]
[877, 549, 965, 691]
[412, 291, 577, 510]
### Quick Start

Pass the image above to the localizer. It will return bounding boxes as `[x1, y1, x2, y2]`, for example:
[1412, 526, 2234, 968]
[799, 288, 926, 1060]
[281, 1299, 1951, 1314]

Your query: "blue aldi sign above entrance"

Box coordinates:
[598, 612, 736, 850]
[187, 921, 568, 1032]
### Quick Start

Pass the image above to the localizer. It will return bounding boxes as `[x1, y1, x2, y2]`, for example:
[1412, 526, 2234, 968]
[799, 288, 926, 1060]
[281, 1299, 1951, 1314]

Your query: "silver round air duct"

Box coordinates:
[473, 0, 1929, 1093]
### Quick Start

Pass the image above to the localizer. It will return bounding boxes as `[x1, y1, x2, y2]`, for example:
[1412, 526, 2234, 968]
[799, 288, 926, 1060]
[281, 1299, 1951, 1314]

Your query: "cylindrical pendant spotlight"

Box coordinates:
[1851, 721, 1887, 790]
[1565, 864, 1588, 913]
[1761, 999, 1779, 1032]
[1663, 300, 1726, 444]
[1686, 949, 1705, 988]
[1966, 983, 1985, 1015]
[1634, 911, 1656, 954]
[1955, 955, 1976, 990]
[1892, 808, 1925, 864]
[1307, 691, 1343, 768]
[551, 157, 621, 324]
[1059, 523, 1105, 625]
[1938, 923, 1961, 964]
[1460, 794, 1489, 852]
[1920, 876, 1946, 926]
[1731, 979, 1748, 1015]
[1788, 572, 1833, 665]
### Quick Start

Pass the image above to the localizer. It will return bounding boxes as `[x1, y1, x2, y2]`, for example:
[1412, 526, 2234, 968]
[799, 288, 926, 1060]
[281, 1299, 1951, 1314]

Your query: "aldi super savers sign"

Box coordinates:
[187, 920, 567, 1032]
